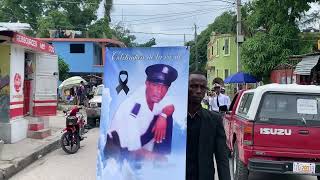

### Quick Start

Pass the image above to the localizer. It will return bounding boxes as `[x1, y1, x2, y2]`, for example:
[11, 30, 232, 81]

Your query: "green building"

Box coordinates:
[207, 32, 237, 89]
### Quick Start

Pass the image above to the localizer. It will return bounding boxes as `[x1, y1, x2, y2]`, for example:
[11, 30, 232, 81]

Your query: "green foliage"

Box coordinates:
[87, 18, 112, 38]
[58, 57, 70, 81]
[0, 0, 155, 45]
[45, 0, 101, 29]
[0, 0, 45, 34]
[37, 10, 74, 38]
[104, 0, 113, 22]
[136, 38, 156, 47]
[241, 0, 317, 82]
[187, 11, 236, 72]
[111, 23, 156, 47]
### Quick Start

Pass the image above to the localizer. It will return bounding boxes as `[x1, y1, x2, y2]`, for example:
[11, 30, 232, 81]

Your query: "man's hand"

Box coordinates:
[162, 104, 175, 116]
[152, 116, 167, 143]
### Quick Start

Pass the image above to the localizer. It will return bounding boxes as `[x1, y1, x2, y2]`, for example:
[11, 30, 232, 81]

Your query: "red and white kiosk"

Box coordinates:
[0, 31, 58, 143]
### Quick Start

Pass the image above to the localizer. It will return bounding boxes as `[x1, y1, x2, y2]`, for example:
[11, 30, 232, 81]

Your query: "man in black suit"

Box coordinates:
[187, 71, 231, 180]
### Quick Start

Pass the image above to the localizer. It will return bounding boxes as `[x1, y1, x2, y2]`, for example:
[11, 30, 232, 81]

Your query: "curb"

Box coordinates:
[0, 136, 61, 180]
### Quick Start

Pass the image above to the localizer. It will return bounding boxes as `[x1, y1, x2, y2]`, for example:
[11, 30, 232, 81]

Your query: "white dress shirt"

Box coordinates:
[209, 94, 230, 112]
[108, 86, 170, 151]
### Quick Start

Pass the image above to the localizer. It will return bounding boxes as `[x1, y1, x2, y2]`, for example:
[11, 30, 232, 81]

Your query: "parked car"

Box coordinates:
[224, 84, 320, 180]
[86, 84, 103, 127]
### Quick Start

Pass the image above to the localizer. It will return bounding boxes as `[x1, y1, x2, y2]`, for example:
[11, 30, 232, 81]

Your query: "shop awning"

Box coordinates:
[294, 55, 320, 75]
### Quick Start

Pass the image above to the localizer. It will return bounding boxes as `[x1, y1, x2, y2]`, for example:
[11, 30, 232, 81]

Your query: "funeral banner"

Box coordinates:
[97, 47, 190, 179]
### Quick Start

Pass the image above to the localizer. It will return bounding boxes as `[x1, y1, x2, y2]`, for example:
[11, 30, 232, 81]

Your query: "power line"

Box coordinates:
[128, 7, 232, 26]
[119, 8, 214, 20]
[111, 6, 235, 18]
[159, 25, 209, 31]
[121, 9, 214, 23]
[116, 5, 234, 24]
[130, 31, 193, 36]
[49, 0, 235, 6]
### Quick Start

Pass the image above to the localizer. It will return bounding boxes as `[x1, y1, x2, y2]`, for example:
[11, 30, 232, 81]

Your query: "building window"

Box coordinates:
[225, 69, 229, 79]
[224, 38, 230, 56]
[93, 45, 102, 65]
[211, 46, 214, 56]
[216, 39, 219, 57]
[70, 44, 85, 53]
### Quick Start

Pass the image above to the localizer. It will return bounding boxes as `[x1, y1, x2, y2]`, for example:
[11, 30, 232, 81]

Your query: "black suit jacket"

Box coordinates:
[197, 109, 231, 180]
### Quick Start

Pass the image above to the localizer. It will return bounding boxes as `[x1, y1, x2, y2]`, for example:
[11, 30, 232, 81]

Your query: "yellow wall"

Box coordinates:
[0, 45, 11, 122]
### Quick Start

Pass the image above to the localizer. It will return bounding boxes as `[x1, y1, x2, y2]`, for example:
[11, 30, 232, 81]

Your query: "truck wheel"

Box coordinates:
[317, 176, 319, 180]
[232, 142, 249, 180]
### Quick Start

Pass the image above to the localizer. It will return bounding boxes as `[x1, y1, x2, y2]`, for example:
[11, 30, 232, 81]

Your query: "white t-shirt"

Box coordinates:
[108, 86, 170, 151]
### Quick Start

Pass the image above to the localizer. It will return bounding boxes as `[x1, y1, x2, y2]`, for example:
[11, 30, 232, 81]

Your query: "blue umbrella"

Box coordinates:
[224, 72, 259, 83]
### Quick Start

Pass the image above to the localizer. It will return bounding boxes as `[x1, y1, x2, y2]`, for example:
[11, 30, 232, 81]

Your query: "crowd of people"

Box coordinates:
[66, 81, 97, 106]
[201, 83, 231, 113]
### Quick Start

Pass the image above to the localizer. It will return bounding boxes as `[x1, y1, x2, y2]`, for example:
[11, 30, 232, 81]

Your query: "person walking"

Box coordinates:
[187, 71, 231, 180]
[210, 83, 230, 113]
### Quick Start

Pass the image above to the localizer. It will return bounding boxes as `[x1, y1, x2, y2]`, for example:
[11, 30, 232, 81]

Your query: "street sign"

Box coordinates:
[318, 39, 320, 50]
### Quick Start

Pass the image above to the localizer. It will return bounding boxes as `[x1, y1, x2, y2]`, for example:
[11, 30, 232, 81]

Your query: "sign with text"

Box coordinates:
[12, 33, 55, 54]
[97, 47, 190, 180]
[297, 99, 318, 115]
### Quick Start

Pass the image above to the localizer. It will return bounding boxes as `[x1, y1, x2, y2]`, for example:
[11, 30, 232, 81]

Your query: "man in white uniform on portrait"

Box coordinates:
[105, 64, 178, 162]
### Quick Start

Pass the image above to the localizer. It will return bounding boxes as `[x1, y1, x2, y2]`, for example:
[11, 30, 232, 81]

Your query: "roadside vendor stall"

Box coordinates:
[0, 31, 58, 143]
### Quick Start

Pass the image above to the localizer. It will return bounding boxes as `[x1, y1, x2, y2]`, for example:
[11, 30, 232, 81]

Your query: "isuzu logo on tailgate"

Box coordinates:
[260, 128, 292, 136]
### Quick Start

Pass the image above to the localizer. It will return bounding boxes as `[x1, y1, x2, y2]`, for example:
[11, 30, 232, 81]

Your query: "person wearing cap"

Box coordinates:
[209, 83, 230, 112]
[105, 64, 178, 162]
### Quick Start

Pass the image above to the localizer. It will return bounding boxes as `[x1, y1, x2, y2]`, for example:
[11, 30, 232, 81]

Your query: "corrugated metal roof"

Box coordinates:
[0, 23, 30, 31]
[294, 55, 320, 75]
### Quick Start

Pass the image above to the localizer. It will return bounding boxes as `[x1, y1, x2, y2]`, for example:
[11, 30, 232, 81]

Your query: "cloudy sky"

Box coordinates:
[97, 0, 319, 46]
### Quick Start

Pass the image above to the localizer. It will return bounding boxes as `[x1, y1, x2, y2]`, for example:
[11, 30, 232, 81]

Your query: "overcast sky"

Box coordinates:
[97, 0, 319, 46]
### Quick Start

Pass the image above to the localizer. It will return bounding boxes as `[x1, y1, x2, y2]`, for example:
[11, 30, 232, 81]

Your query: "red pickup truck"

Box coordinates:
[223, 84, 320, 180]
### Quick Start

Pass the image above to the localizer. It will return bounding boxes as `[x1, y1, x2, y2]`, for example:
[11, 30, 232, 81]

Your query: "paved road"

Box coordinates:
[11, 127, 317, 180]
[11, 128, 99, 180]
[247, 172, 316, 180]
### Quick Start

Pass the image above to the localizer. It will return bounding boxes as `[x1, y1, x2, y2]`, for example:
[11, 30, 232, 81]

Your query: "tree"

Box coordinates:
[87, 0, 113, 38]
[241, 0, 317, 82]
[45, 0, 101, 29]
[87, 18, 112, 38]
[0, 0, 104, 37]
[37, 10, 74, 38]
[58, 57, 70, 81]
[111, 23, 156, 47]
[187, 11, 236, 72]
[0, 0, 45, 35]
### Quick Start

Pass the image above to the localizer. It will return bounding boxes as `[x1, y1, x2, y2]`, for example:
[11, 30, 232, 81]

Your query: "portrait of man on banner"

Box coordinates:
[97, 47, 189, 180]
[105, 64, 178, 162]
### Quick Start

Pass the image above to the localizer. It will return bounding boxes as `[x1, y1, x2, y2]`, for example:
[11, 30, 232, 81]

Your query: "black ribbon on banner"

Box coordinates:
[116, 71, 129, 95]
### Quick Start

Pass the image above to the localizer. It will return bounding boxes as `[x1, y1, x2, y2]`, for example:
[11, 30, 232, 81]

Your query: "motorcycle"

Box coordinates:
[61, 106, 87, 154]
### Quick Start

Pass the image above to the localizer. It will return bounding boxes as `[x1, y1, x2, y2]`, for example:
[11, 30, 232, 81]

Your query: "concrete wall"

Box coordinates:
[270, 69, 295, 84]
[0, 45, 28, 143]
[0, 45, 10, 123]
[51, 42, 103, 73]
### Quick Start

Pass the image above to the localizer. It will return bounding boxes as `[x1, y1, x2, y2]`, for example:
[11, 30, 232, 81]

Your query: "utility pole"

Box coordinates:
[194, 24, 199, 71]
[236, 0, 242, 72]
